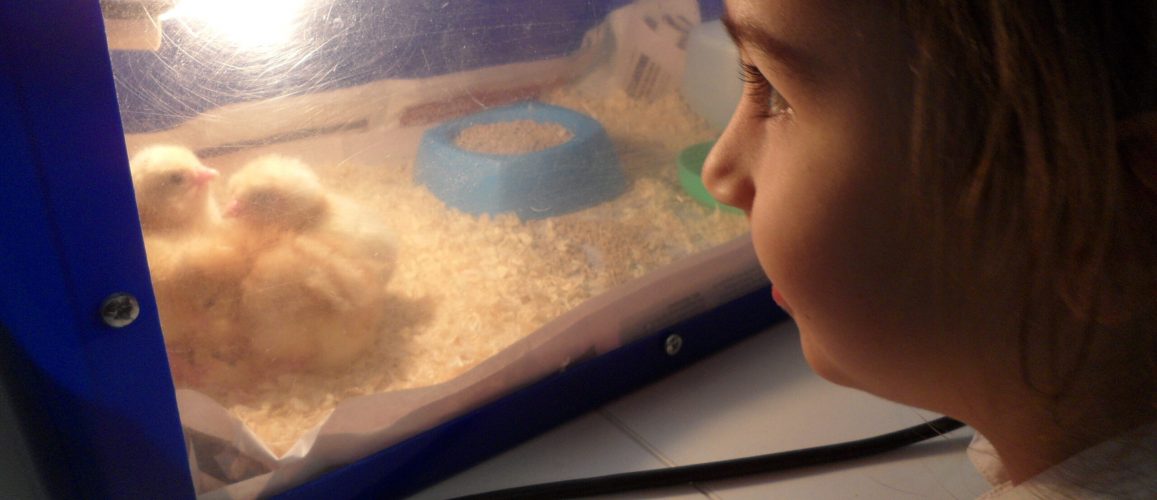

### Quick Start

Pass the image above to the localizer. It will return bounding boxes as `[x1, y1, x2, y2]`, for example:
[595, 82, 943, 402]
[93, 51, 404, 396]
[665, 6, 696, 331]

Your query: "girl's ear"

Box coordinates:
[1119, 111, 1157, 197]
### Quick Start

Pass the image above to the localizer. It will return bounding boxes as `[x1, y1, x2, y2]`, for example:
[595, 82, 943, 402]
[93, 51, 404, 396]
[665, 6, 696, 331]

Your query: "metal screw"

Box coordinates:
[664, 334, 683, 356]
[100, 293, 140, 328]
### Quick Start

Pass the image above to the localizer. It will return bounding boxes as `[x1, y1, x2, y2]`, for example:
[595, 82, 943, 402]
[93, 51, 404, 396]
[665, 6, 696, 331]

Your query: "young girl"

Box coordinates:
[702, 0, 1156, 497]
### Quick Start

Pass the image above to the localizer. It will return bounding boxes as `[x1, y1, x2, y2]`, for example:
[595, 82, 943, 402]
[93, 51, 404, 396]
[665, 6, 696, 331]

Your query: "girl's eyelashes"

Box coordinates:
[738, 61, 792, 118]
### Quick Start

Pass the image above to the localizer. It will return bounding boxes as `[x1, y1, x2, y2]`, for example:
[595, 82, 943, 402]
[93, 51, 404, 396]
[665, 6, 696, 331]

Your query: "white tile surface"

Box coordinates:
[606, 322, 944, 454]
[408, 321, 991, 499]
[605, 321, 989, 499]
[406, 411, 706, 499]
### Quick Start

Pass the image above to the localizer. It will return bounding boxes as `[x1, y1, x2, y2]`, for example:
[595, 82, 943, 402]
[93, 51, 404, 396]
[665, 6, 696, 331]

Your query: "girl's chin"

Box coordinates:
[797, 330, 856, 388]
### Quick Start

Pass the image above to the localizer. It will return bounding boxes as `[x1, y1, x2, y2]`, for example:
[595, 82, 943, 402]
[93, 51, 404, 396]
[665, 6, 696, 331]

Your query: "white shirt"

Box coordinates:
[969, 422, 1157, 499]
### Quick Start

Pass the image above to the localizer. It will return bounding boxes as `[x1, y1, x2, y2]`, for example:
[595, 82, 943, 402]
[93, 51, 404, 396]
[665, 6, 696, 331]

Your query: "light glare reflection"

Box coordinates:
[161, 0, 309, 51]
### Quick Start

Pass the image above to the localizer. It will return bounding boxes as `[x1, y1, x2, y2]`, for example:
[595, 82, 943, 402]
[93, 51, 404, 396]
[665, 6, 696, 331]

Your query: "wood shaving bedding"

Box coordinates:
[169, 87, 748, 456]
[455, 120, 573, 154]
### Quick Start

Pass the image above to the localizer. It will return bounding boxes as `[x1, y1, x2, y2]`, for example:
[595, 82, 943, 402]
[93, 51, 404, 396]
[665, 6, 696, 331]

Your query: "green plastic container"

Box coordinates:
[677, 141, 743, 214]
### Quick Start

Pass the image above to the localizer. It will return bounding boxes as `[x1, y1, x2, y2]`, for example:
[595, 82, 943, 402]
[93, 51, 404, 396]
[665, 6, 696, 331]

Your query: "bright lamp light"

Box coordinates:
[161, 0, 309, 51]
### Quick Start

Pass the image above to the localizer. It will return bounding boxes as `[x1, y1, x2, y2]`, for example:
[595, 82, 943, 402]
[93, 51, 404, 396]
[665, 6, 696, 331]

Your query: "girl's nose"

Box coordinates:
[701, 128, 755, 213]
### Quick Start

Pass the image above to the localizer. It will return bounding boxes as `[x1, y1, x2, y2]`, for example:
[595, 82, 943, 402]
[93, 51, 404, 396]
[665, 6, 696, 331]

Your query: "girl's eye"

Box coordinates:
[738, 61, 792, 118]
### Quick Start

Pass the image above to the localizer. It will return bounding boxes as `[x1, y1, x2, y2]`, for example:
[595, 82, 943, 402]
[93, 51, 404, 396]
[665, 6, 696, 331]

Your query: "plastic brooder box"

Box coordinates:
[0, 1, 781, 498]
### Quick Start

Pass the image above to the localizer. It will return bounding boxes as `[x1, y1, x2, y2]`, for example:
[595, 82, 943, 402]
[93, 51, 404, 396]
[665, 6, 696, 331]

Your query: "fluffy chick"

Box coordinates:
[130, 144, 221, 235]
[225, 154, 398, 282]
[146, 233, 248, 351]
[239, 237, 386, 371]
[142, 228, 252, 388]
[132, 145, 253, 380]
[224, 154, 397, 371]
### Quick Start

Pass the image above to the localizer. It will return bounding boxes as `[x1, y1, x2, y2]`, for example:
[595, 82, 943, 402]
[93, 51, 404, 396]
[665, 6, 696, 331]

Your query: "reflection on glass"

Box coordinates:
[161, 0, 312, 51]
[105, 0, 752, 494]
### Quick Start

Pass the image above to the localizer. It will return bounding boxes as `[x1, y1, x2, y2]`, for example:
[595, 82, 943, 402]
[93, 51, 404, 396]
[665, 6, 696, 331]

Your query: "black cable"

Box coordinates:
[447, 416, 965, 499]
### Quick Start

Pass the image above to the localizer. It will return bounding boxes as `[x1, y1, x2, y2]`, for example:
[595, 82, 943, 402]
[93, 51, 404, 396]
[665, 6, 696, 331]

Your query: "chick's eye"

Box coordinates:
[738, 61, 792, 118]
[167, 172, 186, 185]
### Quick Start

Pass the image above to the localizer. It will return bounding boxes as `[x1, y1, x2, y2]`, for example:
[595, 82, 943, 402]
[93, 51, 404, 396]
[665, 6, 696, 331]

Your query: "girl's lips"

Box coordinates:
[772, 286, 793, 315]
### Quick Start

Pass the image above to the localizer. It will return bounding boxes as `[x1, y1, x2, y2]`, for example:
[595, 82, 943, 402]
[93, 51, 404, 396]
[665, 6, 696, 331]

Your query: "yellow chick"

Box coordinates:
[223, 154, 397, 371]
[145, 233, 248, 351]
[238, 237, 386, 371]
[224, 154, 398, 282]
[147, 233, 252, 389]
[131, 145, 252, 374]
[129, 144, 221, 235]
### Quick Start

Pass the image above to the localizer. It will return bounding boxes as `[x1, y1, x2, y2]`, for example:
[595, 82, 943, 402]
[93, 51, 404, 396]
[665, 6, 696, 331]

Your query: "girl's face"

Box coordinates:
[703, 0, 980, 405]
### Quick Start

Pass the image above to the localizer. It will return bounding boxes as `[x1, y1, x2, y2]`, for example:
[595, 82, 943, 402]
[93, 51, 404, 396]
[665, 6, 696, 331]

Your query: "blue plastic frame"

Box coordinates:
[1, 0, 759, 498]
[1, 2, 194, 498]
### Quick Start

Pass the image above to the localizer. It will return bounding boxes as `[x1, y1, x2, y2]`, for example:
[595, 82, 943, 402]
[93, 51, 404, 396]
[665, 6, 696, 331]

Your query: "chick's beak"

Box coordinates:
[193, 167, 220, 185]
[223, 199, 242, 217]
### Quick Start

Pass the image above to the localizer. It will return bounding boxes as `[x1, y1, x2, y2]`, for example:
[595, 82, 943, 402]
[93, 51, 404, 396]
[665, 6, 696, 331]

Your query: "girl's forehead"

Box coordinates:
[722, 2, 812, 71]
[724, 0, 911, 85]
[730, 0, 909, 37]
[724, 0, 858, 37]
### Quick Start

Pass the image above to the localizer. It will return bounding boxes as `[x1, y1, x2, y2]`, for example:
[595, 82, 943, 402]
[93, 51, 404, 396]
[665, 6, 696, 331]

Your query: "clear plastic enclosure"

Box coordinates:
[101, 0, 755, 495]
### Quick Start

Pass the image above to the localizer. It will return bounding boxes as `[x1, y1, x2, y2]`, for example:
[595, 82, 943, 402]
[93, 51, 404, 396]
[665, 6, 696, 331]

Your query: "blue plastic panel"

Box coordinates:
[0, 1, 193, 498]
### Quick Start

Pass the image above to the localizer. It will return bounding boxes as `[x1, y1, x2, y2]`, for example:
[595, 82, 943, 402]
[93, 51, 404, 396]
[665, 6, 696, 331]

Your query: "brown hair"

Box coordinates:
[897, 1, 1156, 395]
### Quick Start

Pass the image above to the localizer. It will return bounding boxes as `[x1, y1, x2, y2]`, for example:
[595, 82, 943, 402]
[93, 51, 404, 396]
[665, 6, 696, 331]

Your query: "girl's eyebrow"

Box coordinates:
[720, 11, 815, 82]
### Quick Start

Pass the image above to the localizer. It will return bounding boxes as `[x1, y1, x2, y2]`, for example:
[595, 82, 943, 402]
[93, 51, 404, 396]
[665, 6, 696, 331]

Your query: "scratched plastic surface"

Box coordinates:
[100, 0, 755, 496]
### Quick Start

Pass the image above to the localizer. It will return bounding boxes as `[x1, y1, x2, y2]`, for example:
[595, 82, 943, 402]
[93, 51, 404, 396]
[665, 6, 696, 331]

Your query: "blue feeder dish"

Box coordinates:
[415, 101, 627, 219]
